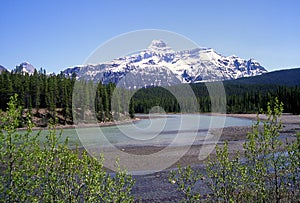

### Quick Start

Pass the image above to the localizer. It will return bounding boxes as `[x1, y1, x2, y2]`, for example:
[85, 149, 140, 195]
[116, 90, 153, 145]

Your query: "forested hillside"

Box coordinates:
[224, 67, 300, 86]
[132, 83, 300, 114]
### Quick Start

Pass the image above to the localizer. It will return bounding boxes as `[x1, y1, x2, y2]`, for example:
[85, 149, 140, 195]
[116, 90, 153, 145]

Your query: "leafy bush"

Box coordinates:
[170, 98, 300, 202]
[169, 164, 203, 202]
[0, 94, 135, 202]
[207, 98, 300, 202]
[206, 141, 248, 202]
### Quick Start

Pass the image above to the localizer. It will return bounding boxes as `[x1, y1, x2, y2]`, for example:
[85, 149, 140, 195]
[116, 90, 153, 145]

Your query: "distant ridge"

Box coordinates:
[224, 68, 300, 86]
[62, 39, 267, 89]
[0, 65, 7, 73]
[13, 62, 36, 75]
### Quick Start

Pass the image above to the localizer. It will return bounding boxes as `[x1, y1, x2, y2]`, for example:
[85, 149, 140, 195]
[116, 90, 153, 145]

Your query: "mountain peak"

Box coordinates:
[14, 62, 36, 75]
[0, 65, 7, 74]
[149, 39, 167, 48]
[63, 40, 267, 88]
[147, 39, 173, 52]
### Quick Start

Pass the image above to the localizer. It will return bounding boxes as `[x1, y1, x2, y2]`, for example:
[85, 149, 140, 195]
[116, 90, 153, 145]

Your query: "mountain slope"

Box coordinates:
[13, 62, 36, 74]
[0, 65, 7, 73]
[224, 68, 300, 86]
[63, 40, 267, 88]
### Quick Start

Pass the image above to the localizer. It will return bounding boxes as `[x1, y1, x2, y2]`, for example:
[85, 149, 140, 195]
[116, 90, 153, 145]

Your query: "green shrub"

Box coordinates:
[0, 94, 135, 202]
[206, 98, 300, 202]
[206, 142, 248, 202]
[169, 164, 203, 202]
[170, 98, 300, 202]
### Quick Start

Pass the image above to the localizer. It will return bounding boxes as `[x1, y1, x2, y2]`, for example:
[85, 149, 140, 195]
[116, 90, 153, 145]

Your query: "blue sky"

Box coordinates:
[0, 0, 299, 73]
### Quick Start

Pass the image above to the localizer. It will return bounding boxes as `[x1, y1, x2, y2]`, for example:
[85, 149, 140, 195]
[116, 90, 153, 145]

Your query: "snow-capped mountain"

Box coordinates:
[0, 65, 7, 73]
[63, 40, 267, 89]
[14, 62, 36, 75]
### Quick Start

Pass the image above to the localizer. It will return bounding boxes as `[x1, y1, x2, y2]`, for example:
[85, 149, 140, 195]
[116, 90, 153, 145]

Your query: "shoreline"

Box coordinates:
[110, 121, 299, 169]
[225, 113, 300, 124]
[18, 113, 300, 131]
[17, 113, 300, 170]
[70, 114, 300, 173]
[17, 118, 141, 131]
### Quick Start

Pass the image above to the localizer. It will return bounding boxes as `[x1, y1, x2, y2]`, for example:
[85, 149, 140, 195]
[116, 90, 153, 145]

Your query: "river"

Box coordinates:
[35, 114, 253, 148]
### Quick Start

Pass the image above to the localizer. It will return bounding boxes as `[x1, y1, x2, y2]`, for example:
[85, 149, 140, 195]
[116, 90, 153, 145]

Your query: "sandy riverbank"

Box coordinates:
[114, 114, 300, 168]
[17, 118, 140, 131]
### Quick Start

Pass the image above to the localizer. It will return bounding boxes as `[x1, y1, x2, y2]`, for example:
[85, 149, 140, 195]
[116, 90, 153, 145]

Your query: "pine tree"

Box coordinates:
[129, 98, 135, 119]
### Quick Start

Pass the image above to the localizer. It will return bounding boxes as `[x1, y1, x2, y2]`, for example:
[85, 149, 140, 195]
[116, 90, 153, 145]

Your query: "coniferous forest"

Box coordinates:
[0, 70, 120, 126]
[0, 70, 300, 127]
[132, 83, 300, 114]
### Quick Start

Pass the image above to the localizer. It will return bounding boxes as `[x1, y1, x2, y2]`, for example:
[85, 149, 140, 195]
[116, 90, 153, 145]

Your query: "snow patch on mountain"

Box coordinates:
[0, 65, 7, 74]
[14, 62, 36, 75]
[63, 40, 267, 89]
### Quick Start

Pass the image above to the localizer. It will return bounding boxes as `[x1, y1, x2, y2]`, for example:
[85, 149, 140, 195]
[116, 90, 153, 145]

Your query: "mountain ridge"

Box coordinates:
[224, 67, 300, 86]
[0, 65, 7, 73]
[14, 62, 36, 74]
[62, 40, 267, 89]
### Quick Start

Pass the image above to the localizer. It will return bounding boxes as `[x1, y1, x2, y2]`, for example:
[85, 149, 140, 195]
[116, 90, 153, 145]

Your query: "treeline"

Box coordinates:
[1, 70, 300, 127]
[132, 83, 300, 114]
[0, 70, 77, 126]
[225, 84, 300, 114]
[0, 69, 75, 116]
[72, 81, 134, 124]
[0, 70, 132, 126]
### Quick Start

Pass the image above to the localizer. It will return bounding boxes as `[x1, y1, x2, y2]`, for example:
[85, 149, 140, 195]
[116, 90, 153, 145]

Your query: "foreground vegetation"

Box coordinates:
[1, 94, 299, 202]
[0, 95, 134, 202]
[169, 99, 300, 202]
